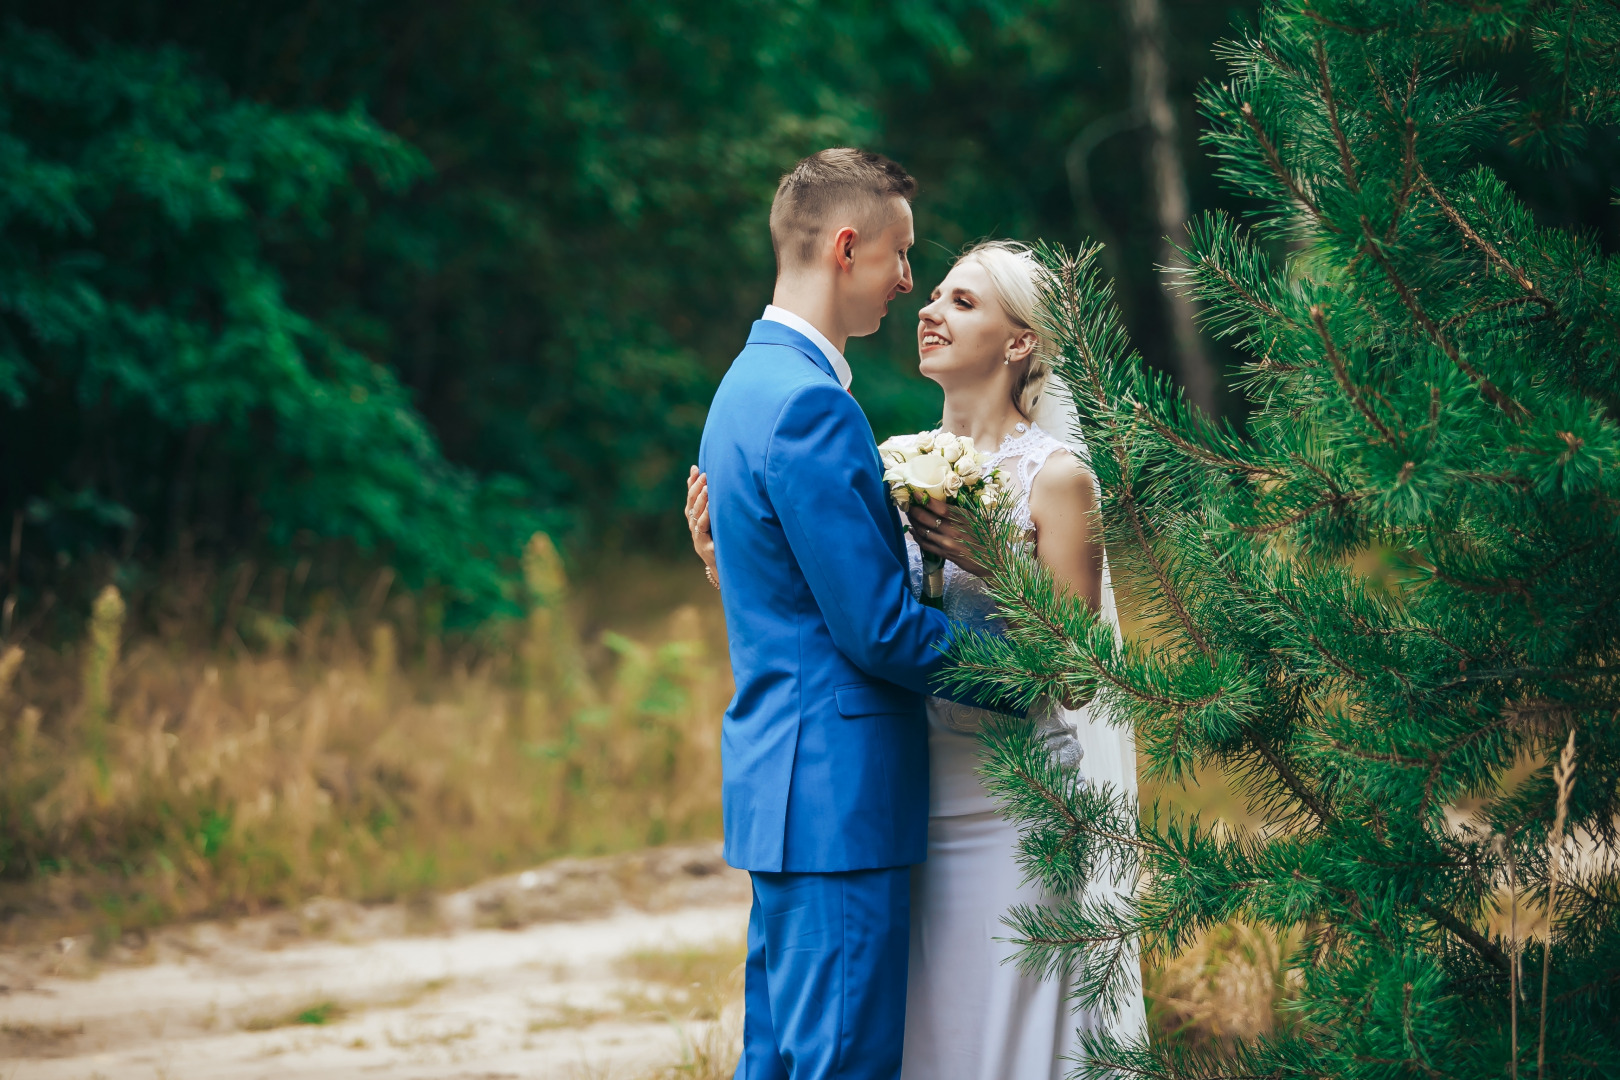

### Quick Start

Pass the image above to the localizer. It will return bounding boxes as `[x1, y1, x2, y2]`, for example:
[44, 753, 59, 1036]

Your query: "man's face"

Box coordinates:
[841, 199, 914, 337]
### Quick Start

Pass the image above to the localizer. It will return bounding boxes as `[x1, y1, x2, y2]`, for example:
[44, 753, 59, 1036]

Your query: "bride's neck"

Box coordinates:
[938, 385, 1027, 454]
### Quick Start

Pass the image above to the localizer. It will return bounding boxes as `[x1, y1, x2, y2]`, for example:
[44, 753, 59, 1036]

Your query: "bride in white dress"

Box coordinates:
[685, 240, 1144, 1078]
[894, 240, 1144, 1079]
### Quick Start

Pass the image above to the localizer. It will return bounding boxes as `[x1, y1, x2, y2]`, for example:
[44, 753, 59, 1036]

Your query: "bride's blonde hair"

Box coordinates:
[950, 239, 1052, 418]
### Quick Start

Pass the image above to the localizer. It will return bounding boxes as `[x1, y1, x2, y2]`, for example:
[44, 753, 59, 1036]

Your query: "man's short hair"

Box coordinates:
[770, 148, 916, 269]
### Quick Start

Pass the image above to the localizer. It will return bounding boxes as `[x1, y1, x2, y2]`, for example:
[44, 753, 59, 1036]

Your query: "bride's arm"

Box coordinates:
[685, 466, 718, 589]
[1026, 450, 1103, 612]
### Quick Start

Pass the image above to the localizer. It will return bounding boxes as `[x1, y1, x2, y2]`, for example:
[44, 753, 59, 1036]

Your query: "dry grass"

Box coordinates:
[0, 536, 731, 947]
[620, 937, 747, 1025]
[1145, 921, 1293, 1052]
[629, 939, 746, 1080]
[648, 1014, 745, 1080]
[2, 539, 1296, 1059]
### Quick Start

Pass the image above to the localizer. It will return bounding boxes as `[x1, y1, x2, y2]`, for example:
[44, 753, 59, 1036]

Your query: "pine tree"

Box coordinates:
[941, 2, 1620, 1076]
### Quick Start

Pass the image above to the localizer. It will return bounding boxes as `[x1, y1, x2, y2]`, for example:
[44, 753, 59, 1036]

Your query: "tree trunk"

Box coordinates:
[1124, 0, 1218, 416]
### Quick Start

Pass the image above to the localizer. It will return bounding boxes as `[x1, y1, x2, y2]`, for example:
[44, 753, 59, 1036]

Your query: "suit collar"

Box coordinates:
[747, 320, 841, 385]
[761, 305, 852, 389]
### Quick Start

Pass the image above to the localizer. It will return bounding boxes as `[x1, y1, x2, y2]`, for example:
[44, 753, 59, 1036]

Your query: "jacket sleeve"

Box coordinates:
[764, 381, 956, 696]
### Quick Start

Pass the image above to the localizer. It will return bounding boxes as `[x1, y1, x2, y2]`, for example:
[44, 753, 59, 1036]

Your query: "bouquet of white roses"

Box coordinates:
[877, 429, 1006, 608]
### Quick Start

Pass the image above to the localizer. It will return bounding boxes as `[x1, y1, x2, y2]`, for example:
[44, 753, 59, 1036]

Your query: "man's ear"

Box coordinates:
[833, 226, 859, 273]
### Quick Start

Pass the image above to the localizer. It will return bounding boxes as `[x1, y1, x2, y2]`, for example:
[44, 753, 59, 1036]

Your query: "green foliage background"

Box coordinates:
[0, 0, 1261, 619]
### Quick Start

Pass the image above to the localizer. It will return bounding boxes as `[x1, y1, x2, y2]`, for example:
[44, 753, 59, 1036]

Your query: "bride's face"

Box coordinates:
[916, 261, 1030, 387]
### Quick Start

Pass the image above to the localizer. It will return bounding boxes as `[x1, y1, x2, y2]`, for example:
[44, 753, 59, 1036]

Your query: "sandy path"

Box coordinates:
[0, 844, 750, 1080]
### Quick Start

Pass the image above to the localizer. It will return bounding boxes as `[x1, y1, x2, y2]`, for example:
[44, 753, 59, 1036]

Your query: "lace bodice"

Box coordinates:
[901, 422, 1093, 761]
[904, 421, 1068, 620]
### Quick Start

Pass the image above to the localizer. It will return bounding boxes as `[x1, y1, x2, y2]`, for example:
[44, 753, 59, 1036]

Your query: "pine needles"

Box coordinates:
[949, 3, 1620, 1076]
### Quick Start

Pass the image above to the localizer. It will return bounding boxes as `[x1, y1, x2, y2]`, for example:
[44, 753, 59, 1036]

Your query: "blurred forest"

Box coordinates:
[0, 0, 1271, 626]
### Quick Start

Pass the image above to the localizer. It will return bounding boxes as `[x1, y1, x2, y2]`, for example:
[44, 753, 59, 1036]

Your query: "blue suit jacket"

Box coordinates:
[700, 320, 956, 873]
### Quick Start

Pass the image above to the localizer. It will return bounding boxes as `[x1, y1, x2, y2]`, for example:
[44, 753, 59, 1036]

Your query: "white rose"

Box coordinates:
[890, 482, 913, 509]
[915, 431, 936, 454]
[877, 436, 911, 464]
[953, 456, 982, 483]
[897, 451, 950, 503]
[941, 469, 964, 497]
[938, 436, 964, 463]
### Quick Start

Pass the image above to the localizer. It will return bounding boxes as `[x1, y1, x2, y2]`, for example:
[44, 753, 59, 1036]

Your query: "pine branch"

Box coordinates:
[1423, 902, 1511, 974]
[946, 502, 1237, 718]
[1232, 492, 1364, 536]
[1419, 168, 1557, 320]
[1074, 1032, 1285, 1080]
[1315, 39, 1361, 194]
[1036, 244, 1218, 660]
[1246, 730, 1333, 825]
[985, 719, 1154, 855]
[1133, 401, 1284, 480]
[1311, 304, 1399, 444]
[1441, 294, 1551, 333]
[1355, 214, 1527, 419]
[1239, 101, 1337, 230]
[1387, 117, 1417, 241]
[1301, 9, 1391, 37]
[1431, 666, 1620, 692]
[1195, 257, 1289, 324]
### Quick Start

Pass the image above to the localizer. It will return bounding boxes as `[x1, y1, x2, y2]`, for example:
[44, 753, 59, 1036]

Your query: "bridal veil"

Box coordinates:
[1030, 379, 1149, 1044]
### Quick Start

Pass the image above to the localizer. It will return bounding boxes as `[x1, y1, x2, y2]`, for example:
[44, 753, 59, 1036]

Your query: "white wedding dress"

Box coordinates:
[899, 420, 1147, 1080]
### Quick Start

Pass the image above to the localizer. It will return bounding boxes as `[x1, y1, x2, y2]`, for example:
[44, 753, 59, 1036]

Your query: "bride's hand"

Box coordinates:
[686, 466, 716, 571]
[906, 503, 990, 579]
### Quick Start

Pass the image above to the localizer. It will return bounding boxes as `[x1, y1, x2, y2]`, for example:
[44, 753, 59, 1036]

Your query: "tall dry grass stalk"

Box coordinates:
[1538, 731, 1577, 1080]
[0, 538, 729, 947]
[81, 585, 125, 792]
[1507, 842, 1521, 1076]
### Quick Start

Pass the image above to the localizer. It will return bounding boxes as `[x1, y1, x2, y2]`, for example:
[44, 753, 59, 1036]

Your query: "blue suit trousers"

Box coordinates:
[736, 867, 911, 1080]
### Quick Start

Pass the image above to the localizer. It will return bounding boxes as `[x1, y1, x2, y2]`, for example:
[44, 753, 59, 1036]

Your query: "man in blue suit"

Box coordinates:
[697, 149, 966, 1079]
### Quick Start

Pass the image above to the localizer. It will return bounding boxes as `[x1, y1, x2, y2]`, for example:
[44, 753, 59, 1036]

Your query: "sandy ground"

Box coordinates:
[0, 844, 751, 1080]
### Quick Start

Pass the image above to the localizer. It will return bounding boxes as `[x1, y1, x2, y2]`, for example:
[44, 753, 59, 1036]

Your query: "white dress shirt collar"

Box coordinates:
[762, 305, 852, 390]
